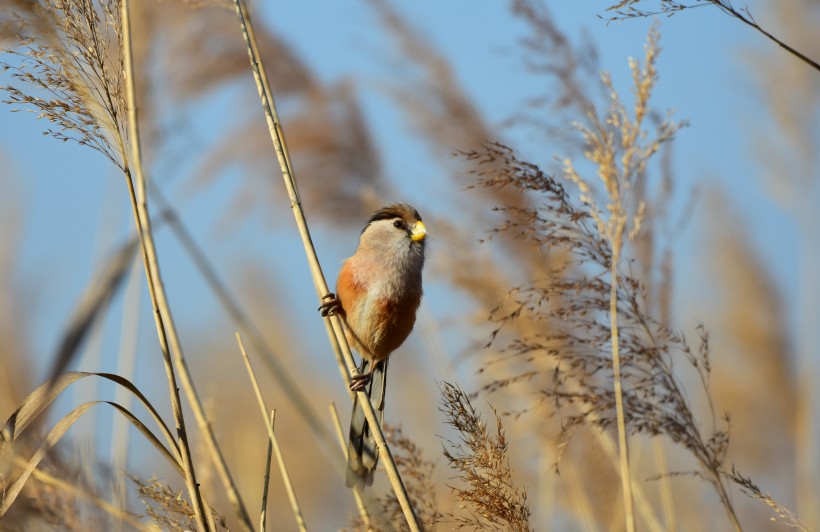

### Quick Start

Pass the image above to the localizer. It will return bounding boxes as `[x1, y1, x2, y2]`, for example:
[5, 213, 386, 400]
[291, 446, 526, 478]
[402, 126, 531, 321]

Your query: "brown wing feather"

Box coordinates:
[336, 261, 372, 357]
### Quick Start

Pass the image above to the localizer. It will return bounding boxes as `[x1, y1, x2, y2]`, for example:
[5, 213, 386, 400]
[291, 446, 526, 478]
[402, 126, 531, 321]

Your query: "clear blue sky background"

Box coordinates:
[0, 1, 801, 359]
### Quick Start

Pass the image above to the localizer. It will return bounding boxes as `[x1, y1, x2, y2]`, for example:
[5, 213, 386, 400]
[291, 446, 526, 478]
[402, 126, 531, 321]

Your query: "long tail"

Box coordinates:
[346, 358, 387, 488]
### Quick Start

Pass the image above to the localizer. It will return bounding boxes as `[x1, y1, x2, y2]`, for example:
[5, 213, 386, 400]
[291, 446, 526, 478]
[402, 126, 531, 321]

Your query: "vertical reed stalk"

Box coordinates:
[236, 334, 307, 532]
[231, 1, 421, 529]
[608, 230, 635, 532]
[121, 1, 253, 529]
[119, 1, 208, 529]
[260, 409, 275, 532]
[148, 183, 338, 459]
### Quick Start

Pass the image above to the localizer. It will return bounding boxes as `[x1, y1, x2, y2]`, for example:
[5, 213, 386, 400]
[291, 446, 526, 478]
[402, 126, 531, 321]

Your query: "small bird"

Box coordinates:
[320, 203, 427, 487]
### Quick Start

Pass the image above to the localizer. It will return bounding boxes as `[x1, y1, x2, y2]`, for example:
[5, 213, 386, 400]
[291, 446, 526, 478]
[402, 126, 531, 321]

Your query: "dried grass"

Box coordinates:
[439, 382, 532, 532]
[0, 0, 811, 530]
[1, 0, 128, 167]
[455, 27, 749, 529]
[130, 474, 228, 531]
[350, 424, 442, 531]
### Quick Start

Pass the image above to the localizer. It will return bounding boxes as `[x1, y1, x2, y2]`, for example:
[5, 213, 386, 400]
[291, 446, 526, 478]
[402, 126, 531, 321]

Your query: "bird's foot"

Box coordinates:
[349, 372, 372, 392]
[319, 293, 341, 317]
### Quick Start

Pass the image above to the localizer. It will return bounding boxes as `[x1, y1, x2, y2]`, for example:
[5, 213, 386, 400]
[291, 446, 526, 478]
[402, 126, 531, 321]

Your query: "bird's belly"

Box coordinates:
[347, 294, 419, 361]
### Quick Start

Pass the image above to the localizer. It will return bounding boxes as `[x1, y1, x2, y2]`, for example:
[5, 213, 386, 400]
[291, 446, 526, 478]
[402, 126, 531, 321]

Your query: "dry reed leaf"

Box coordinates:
[1, 371, 182, 462]
[1, 399, 181, 517]
[0, 372, 189, 523]
[2, 449, 116, 531]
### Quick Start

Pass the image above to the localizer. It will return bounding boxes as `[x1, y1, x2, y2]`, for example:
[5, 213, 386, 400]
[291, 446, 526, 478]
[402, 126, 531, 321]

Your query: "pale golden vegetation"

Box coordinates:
[0, 0, 814, 531]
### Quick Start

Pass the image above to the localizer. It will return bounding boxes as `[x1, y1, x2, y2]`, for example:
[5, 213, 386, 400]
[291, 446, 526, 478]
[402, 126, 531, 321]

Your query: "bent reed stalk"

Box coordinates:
[230, 1, 421, 530]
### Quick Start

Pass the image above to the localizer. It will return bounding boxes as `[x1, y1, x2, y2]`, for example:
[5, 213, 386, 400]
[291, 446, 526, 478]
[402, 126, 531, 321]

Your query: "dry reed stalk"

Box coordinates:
[235, 333, 308, 531]
[147, 182, 338, 459]
[0, 0, 211, 527]
[120, 1, 235, 529]
[606, 226, 634, 531]
[328, 403, 372, 529]
[588, 421, 662, 531]
[260, 409, 274, 532]
[230, 1, 421, 529]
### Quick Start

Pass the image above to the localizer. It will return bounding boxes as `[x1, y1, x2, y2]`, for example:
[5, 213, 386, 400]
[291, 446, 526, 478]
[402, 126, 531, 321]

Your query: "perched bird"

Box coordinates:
[320, 203, 427, 487]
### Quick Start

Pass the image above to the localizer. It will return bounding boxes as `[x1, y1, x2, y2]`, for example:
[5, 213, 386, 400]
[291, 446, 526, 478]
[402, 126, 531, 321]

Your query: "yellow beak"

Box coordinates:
[410, 221, 427, 242]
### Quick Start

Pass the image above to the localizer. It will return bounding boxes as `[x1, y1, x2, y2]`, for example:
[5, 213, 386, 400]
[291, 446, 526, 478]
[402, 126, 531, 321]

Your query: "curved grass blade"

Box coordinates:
[1, 371, 181, 464]
[0, 399, 184, 517]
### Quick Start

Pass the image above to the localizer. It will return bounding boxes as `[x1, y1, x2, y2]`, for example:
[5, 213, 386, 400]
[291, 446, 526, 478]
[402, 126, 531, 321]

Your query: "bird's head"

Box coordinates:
[358, 203, 427, 260]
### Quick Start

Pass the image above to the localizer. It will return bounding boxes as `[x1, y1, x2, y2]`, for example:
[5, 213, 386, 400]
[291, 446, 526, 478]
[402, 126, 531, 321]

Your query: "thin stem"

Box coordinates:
[715, 2, 820, 72]
[609, 239, 635, 532]
[120, 1, 208, 529]
[147, 182, 339, 460]
[121, 1, 252, 529]
[711, 468, 743, 531]
[260, 409, 275, 532]
[236, 333, 308, 532]
[231, 2, 421, 530]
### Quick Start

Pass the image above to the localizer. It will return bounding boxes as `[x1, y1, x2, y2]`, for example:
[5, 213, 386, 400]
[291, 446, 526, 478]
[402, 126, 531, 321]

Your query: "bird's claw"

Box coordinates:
[349, 372, 372, 392]
[319, 293, 341, 317]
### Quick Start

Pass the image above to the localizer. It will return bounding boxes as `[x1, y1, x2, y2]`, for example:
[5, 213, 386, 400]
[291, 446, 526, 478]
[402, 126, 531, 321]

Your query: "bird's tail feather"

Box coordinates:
[346, 358, 387, 488]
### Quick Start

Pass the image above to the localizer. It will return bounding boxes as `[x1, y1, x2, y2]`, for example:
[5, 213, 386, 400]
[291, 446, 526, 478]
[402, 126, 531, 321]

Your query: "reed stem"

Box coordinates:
[231, 2, 421, 529]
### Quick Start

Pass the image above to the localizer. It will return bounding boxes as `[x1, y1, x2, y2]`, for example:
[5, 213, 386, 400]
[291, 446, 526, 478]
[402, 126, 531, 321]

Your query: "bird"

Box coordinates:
[319, 203, 426, 487]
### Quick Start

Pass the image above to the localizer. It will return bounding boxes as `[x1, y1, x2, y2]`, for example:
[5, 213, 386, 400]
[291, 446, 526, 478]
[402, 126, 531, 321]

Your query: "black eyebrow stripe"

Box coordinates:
[361, 203, 421, 233]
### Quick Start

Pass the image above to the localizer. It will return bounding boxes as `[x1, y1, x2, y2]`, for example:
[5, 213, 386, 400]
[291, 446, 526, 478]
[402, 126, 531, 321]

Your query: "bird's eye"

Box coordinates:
[393, 220, 404, 229]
